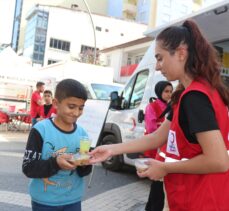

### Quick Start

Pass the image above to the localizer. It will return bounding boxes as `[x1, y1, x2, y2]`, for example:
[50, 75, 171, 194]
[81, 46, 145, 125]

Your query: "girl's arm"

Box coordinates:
[140, 130, 229, 181]
[90, 119, 171, 163]
[165, 130, 229, 174]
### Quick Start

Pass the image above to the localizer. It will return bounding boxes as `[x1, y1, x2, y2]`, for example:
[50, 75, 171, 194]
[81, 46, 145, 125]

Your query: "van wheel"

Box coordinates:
[101, 134, 123, 171]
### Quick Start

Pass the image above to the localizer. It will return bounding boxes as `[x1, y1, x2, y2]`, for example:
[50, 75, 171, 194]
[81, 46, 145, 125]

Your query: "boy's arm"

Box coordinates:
[22, 128, 60, 178]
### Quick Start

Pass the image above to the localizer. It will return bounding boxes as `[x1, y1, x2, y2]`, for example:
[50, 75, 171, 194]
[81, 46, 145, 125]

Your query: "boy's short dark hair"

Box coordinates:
[55, 79, 88, 102]
[36, 81, 45, 88]
[44, 90, 53, 96]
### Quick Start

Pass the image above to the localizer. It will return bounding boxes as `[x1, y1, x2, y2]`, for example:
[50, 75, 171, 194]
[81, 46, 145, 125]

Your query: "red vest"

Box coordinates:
[164, 79, 229, 211]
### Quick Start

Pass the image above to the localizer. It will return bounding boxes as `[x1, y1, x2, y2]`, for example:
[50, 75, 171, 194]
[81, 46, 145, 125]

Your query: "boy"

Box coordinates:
[37, 90, 56, 121]
[22, 79, 92, 211]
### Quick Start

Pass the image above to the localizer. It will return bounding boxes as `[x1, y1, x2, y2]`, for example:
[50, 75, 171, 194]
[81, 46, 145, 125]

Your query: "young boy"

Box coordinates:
[37, 90, 56, 121]
[22, 79, 92, 211]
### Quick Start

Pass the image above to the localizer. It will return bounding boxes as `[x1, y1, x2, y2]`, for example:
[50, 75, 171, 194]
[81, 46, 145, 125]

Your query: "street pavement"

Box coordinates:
[0, 131, 151, 211]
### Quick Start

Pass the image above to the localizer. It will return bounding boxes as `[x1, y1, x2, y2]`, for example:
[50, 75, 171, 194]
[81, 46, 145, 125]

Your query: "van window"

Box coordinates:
[122, 69, 149, 109]
[122, 76, 135, 109]
[129, 70, 149, 109]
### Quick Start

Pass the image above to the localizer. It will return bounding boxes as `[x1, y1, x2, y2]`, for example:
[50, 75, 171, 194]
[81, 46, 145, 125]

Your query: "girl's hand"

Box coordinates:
[89, 145, 113, 164]
[56, 154, 75, 170]
[137, 159, 167, 181]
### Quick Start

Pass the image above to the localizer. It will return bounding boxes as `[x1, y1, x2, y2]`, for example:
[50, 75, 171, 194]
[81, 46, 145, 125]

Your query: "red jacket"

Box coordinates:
[164, 79, 229, 211]
[144, 99, 166, 158]
[30, 91, 42, 118]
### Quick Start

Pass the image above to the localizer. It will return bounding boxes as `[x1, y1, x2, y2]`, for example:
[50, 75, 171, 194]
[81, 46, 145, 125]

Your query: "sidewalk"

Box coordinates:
[0, 181, 150, 211]
[82, 180, 150, 211]
[0, 131, 150, 211]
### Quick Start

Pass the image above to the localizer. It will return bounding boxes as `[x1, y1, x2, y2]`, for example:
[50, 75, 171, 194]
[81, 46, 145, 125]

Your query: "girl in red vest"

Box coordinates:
[144, 81, 173, 211]
[90, 19, 229, 211]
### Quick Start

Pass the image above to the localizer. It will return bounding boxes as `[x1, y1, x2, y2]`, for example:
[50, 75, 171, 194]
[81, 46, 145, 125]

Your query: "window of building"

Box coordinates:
[141, 0, 147, 6]
[96, 26, 102, 31]
[107, 55, 111, 66]
[135, 55, 143, 64]
[49, 38, 70, 52]
[121, 33, 124, 36]
[81, 45, 98, 54]
[47, 59, 59, 65]
[105, 29, 109, 32]
[127, 57, 132, 65]
[139, 11, 147, 22]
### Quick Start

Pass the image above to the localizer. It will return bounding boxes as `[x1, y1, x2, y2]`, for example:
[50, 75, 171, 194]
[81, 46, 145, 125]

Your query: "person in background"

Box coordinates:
[37, 90, 56, 121]
[22, 79, 92, 211]
[89, 19, 229, 211]
[30, 81, 45, 126]
[144, 81, 173, 211]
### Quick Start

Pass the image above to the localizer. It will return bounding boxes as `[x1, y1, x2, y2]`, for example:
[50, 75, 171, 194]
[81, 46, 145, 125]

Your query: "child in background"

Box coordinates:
[37, 90, 56, 121]
[22, 79, 92, 211]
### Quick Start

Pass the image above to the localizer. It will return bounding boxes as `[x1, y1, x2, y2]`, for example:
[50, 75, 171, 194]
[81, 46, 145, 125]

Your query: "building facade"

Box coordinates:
[136, 0, 193, 27]
[11, 0, 108, 53]
[100, 37, 152, 83]
[23, 4, 147, 67]
[102, 0, 194, 83]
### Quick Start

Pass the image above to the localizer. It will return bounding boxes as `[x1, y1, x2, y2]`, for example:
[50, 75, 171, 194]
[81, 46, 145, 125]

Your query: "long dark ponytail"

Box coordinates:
[156, 19, 229, 106]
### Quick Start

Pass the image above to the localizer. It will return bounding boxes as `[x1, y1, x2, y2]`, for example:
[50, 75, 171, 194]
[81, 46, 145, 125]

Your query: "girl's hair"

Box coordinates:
[156, 19, 229, 106]
[55, 79, 88, 102]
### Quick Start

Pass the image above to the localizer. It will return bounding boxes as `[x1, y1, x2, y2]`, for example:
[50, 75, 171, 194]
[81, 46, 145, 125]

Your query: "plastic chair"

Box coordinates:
[0, 111, 10, 131]
[22, 113, 32, 132]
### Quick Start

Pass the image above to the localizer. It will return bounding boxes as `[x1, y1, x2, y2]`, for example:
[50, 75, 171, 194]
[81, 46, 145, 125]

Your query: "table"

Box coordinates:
[4, 112, 31, 132]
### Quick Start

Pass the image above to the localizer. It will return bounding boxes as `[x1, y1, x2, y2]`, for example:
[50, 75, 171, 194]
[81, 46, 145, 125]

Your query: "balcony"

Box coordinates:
[123, 3, 137, 15]
[120, 64, 138, 76]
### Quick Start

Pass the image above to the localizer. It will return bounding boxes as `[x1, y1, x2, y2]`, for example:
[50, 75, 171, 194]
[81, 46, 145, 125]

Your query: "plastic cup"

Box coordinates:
[80, 137, 91, 154]
[70, 153, 90, 166]
[134, 158, 150, 173]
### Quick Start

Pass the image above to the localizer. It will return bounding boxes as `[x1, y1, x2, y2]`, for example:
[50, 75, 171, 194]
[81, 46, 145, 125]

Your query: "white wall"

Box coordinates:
[43, 7, 147, 66]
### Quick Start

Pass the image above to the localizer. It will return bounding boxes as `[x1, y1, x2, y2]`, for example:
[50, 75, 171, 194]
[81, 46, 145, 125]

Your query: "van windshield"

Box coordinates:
[91, 83, 123, 100]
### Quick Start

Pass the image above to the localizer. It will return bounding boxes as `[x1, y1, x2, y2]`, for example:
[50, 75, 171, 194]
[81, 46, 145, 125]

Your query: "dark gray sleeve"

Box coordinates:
[22, 128, 60, 178]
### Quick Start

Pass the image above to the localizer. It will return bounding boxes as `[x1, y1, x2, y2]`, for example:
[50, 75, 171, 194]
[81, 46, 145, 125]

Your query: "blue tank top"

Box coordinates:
[30, 118, 88, 206]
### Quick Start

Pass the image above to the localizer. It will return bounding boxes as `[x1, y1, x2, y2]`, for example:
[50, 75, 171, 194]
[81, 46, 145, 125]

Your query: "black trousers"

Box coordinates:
[145, 181, 165, 211]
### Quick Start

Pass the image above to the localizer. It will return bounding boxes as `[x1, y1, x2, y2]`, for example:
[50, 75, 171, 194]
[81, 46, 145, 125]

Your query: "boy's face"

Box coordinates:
[43, 93, 52, 104]
[54, 97, 86, 125]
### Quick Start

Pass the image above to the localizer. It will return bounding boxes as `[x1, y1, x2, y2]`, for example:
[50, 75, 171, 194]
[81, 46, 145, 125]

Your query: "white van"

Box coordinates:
[98, 1, 229, 171]
[85, 82, 123, 100]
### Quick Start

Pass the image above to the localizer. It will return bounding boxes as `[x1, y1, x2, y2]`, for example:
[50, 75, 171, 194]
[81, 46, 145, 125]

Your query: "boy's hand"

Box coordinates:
[56, 154, 76, 170]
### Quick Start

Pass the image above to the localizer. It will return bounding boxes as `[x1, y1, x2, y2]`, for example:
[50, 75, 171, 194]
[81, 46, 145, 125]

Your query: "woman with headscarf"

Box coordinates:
[144, 81, 173, 211]
[144, 81, 173, 158]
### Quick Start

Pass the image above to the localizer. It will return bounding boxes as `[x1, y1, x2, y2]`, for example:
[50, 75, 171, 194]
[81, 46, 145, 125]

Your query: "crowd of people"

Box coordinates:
[22, 19, 229, 211]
